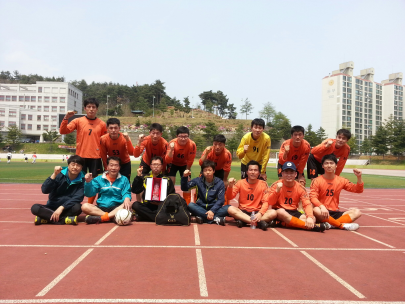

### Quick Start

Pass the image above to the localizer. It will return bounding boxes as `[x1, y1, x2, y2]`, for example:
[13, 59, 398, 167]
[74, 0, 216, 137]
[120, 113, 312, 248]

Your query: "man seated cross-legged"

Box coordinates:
[268, 161, 325, 232]
[131, 156, 176, 222]
[82, 156, 132, 224]
[31, 155, 85, 225]
[181, 160, 229, 225]
[226, 160, 277, 231]
[310, 154, 363, 231]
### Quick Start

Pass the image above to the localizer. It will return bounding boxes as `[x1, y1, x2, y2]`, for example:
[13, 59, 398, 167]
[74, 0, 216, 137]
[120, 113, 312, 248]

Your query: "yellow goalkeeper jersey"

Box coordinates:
[236, 132, 271, 174]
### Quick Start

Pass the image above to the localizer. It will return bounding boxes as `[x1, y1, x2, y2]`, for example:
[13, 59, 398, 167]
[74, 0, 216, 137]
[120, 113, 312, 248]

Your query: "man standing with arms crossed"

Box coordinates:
[236, 118, 271, 181]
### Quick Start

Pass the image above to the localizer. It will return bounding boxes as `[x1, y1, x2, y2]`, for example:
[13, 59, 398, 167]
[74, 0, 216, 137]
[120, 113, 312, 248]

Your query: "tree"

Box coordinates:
[240, 98, 253, 120]
[347, 136, 359, 155]
[259, 102, 276, 124]
[360, 137, 373, 156]
[305, 124, 320, 147]
[64, 132, 76, 145]
[0, 133, 3, 143]
[6, 125, 22, 144]
[267, 112, 291, 142]
[42, 130, 60, 143]
[385, 116, 405, 159]
[183, 97, 191, 113]
[203, 122, 218, 142]
[159, 98, 168, 112]
[227, 103, 237, 119]
[227, 124, 245, 157]
[372, 125, 389, 159]
[316, 127, 327, 143]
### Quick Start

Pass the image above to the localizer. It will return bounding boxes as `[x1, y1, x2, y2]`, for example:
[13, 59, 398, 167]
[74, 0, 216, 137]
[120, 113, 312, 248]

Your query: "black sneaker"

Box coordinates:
[34, 216, 48, 225]
[196, 216, 204, 224]
[85, 215, 102, 224]
[236, 219, 244, 228]
[312, 223, 326, 232]
[213, 217, 225, 226]
[259, 221, 268, 231]
[269, 219, 281, 228]
[65, 216, 78, 225]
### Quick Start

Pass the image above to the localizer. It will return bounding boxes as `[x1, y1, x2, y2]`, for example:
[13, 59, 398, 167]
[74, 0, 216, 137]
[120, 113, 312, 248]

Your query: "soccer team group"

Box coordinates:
[31, 98, 364, 232]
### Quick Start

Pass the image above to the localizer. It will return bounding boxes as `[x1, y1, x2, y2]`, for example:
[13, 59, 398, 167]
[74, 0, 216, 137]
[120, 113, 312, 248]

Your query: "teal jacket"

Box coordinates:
[84, 172, 132, 209]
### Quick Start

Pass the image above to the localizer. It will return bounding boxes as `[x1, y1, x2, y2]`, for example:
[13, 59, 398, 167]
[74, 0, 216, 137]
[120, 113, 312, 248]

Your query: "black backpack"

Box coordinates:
[155, 193, 190, 226]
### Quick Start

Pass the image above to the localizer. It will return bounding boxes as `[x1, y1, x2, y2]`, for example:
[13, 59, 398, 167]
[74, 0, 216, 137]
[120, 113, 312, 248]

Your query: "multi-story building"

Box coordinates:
[0, 81, 82, 142]
[321, 61, 403, 147]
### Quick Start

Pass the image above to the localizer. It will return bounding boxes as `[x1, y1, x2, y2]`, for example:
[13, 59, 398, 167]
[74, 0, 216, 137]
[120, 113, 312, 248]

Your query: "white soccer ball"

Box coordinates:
[115, 209, 133, 226]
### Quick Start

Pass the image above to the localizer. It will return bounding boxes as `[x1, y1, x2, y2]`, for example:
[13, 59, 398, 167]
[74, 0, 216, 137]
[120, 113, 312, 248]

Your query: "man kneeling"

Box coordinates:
[82, 156, 132, 224]
[132, 156, 176, 221]
[31, 155, 85, 225]
[181, 160, 229, 225]
[226, 160, 277, 230]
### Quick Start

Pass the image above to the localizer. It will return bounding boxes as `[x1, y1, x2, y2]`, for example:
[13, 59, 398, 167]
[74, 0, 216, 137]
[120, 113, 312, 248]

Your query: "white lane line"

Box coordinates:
[270, 228, 299, 247]
[300, 251, 366, 299]
[0, 208, 30, 209]
[360, 226, 405, 228]
[195, 249, 208, 297]
[36, 249, 93, 297]
[343, 197, 405, 213]
[94, 226, 119, 245]
[193, 224, 200, 246]
[351, 231, 395, 248]
[0, 221, 32, 223]
[339, 207, 405, 226]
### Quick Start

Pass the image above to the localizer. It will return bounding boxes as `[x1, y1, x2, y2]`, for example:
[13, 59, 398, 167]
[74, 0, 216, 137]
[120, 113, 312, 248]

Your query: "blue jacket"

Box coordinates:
[85, 172, 132, 209]
[181, 175, 225, 213]
[41, 167, 85, 210]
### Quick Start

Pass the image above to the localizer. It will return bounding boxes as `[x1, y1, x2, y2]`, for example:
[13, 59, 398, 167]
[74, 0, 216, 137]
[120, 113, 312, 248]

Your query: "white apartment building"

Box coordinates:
[321, 61, 404, 147]
[0, 81, 82, 142]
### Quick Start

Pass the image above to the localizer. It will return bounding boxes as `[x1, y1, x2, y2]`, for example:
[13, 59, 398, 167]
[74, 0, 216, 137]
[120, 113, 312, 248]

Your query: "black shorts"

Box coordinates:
[329, 210, 345, 220]
[241, 163, 263, 180]
[97, 205, 120, 213]
[7, 156, 11, 160]
[167, 164, 187, 177]
[275, 208, 303, 219]
[307, 154, 324, 179]
[140, 159, 152, 176]
[277, 163, 305, 179]
[83, 158, 103, 177]
[120, 161, 131, 182]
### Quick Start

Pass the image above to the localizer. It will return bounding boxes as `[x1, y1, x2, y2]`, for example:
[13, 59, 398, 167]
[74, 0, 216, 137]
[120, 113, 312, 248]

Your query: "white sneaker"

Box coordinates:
[324, 222, 332, 230]
[343, 223, 359, 231]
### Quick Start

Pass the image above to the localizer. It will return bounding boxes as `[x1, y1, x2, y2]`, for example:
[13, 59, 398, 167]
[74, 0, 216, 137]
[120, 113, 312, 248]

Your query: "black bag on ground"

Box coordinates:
[155, 193, 190, 226]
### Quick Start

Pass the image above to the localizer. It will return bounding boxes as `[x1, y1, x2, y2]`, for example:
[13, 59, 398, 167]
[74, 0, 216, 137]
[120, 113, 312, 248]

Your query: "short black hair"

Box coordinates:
[107, 156, 121, 166]
[337, 129, 351, 140]
[201, 160, 216, 171]
[321, 154, 338, 165]
[176, 126, 190, 136]
[251, 118, 265, 129]
[67, 155, 85, 167]
[106, 118, 120, 127]
[150, 123, 163, 133]
[83, 98, 99, 108]
[246, 160, 260, 171]
[291, 125, 305, 135]
[150, 156, 163, 165]
[213, 134, 226, 144]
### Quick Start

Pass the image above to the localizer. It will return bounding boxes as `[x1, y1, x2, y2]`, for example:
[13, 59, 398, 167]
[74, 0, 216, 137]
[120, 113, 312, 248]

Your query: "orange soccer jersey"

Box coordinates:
[199, 147, 232, 172]
[226, 179, 269, 214]
[165, 139, 197, 167]
[268, 180, 313, 217]
[60, 116, 107, 159]
[100, 133, 134, 169]
[278, 139, 311, 174]
[133, 136, 168, 166]
[310, 139, 350, 175]
[309, 175, 364, 211]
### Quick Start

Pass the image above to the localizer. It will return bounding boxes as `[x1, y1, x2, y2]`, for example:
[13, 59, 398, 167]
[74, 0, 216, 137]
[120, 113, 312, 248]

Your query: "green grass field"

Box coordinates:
[0, 161, 404, 188]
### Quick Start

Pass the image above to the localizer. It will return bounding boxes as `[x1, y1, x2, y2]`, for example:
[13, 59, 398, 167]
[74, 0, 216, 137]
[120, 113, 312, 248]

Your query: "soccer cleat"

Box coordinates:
[196, 216, 204, 224]
[85, 215, 102, 224]
[213, 217, 225, 226]
[258, 221, 268, 231]
[311, 223, 326, 232]
[269, 219, 281, 228]
[35, 216, 48, 225]
[324, 222, 332, 230]
[236, 219, 244, 228]
[65, 216, 78, 225]
[343, 223, 359, 231]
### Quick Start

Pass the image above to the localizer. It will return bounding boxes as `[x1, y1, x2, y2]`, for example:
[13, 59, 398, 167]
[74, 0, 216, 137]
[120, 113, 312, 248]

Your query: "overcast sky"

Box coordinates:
[1, 0, 404, 129]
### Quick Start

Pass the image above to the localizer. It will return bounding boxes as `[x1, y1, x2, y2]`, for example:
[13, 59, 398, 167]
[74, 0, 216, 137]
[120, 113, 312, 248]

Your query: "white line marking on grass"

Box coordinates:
[193, 224, 200, 246]
[351, 231, 395, 248]
[36, 249, 93, 297]
[270, 228, 298, 247]
[300, 251, 366, 299]
[94, 226, 119, 245]
[195, 249, 208, 297]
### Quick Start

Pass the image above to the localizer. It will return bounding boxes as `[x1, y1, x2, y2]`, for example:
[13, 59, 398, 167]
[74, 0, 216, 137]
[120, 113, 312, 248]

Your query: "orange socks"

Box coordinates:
[337, 214, 352, 223]
[183, 192, 191, 205]
[87, 195, 96, 204]
[286, 217, 307, 229]
[101, 212, 110, 222]
[323, 216, 344, 229]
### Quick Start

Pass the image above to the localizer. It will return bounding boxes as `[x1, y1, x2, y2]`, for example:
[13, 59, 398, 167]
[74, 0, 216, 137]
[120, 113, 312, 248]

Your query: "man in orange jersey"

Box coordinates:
[100, 118, 134, 182]
[307, 129, 351, 179]
[199, 134, 232, 183]
[310, 154, 363, 231]
[226, 160, 277, 231]
[165, 126, 197, 204]
[133, 123, 168, 176]
[268, 161, 325, 232]
[60, 98, 107, 177]
[278, 125, 310, 184]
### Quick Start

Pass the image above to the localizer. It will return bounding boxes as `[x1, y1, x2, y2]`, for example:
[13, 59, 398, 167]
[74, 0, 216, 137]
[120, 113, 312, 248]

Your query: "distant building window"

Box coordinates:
[12, 96, 17, 101]
[31, 96, 36, 102]
[37, 115, 41, 121]
[21, 114, 26, 120]
[25, 96, 30, 102]
[60, 106, 65, 112]
[51, 106, 57, 112]
[37, 125, 41, 130]
[9, 110, 17, 117]
[0, 121, 4, 127]
[51, 125, 56, 131]
[21, 124, 25, 130]
[0, 96, 4, 101]
[6, 96, 11, 101]
[43, 125, 49, 131]
[44, 97, 50, 103]
[60, 97, 65, 103]
[44, 106, 49, 112]
[19, 96, 24, 101]
[52, 87, 58, 93]
[0, 108, 5, 116]
[38, 96, 42, 102]
[44, 87, 50, 93]
[28, 124, 32, 130]
[44, 115, 49, 121]
[30, 106, 36, 110]
[51, 115, 57, 121]
[37, 106, 42, 111]
[74, 101, 77, 107]
[28, 115, 32, 121]
[9, 121, 16, 127]
[38, 87, 42, 93]
[52, 97, 57, 103]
